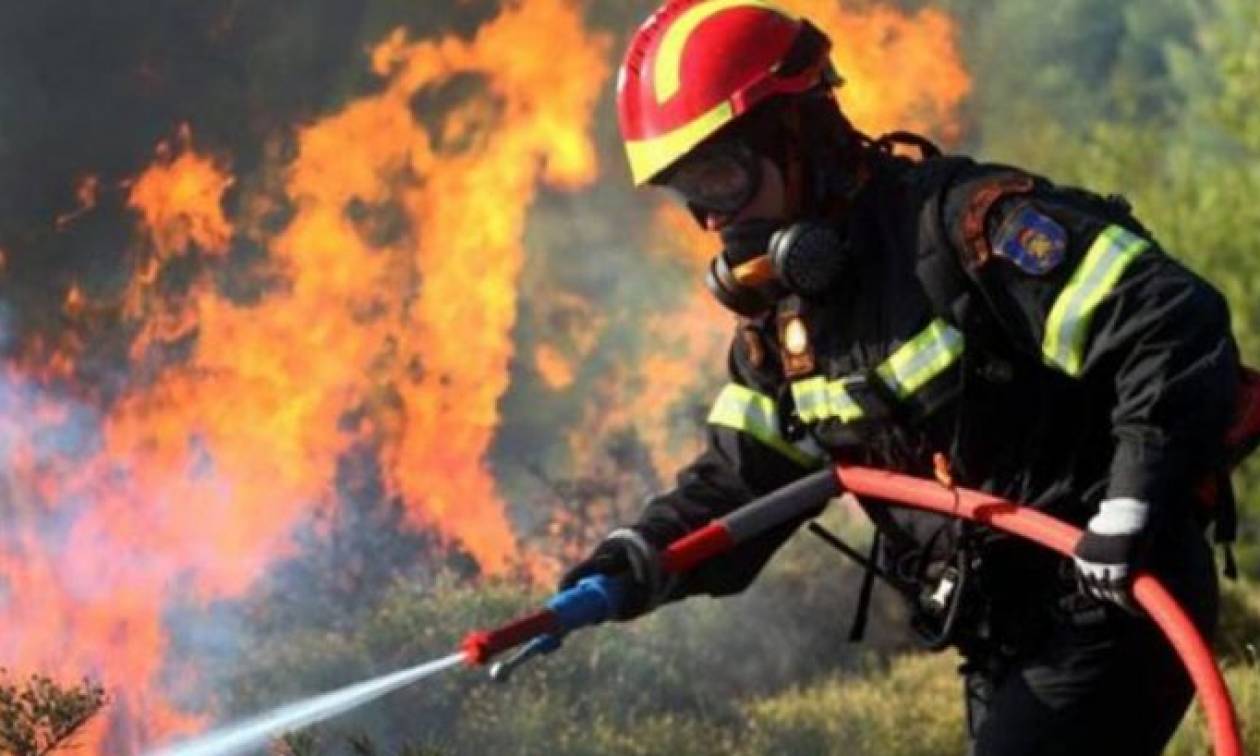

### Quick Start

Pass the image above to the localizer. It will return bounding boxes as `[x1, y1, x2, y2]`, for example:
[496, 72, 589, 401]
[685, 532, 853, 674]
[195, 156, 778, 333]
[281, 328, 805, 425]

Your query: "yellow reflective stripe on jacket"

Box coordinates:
[826, 379, 864, 422]
[791, 376, 828, 423]
[707, 384, 820, 467]
[1042, 225, 1150, 376]
[791, 376, 864, 424]
[875, 319, 965, 399]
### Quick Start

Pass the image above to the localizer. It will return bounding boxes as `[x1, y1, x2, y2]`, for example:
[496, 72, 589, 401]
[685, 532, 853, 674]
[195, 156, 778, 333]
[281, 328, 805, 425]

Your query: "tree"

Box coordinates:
[0, 670, 106, 756]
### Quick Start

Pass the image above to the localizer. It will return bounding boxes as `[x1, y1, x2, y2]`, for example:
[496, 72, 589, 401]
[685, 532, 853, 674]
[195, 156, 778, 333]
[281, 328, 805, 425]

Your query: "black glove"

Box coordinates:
[1073, 497, 1151, 612]
[559, 528, 669, 621]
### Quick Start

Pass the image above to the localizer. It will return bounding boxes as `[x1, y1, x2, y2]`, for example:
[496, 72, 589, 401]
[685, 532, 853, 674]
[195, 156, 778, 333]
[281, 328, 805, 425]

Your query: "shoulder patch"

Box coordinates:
[992, 204, 1067, 275]
[959, 173, 1035, 265]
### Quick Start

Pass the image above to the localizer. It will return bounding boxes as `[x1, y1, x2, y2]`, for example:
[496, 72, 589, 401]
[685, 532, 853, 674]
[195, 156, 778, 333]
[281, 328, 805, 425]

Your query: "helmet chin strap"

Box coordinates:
[781, 103, 808, 218]
[792, 91, 872, 218]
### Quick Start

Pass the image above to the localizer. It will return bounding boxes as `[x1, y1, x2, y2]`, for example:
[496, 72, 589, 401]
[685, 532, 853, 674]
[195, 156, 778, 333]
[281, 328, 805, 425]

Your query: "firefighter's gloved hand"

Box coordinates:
[559, 528, 669, 622]
[1073, 497, 1150, 612]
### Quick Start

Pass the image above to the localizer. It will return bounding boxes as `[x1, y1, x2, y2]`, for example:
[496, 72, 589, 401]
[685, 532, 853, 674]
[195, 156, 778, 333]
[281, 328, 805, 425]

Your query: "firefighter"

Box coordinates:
[562, 2, 1241, 754]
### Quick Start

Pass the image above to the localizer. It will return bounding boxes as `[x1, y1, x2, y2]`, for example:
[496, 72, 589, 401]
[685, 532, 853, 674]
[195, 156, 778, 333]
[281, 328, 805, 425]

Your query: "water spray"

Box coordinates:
[150, 466, 1243, 756]
[148, 653, 467, 756]
[145, 572, 627, 756]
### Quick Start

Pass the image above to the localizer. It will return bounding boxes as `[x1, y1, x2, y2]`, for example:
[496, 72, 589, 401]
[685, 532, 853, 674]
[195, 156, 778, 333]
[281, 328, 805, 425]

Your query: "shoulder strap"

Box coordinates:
[912, 157, 990, 333]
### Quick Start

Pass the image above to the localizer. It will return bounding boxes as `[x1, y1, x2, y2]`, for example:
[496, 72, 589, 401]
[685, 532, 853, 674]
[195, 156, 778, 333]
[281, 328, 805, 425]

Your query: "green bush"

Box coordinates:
[1218, 578, 1260, 664]
[738, 653, 965, 756]
[1168, 660, 1260, 755]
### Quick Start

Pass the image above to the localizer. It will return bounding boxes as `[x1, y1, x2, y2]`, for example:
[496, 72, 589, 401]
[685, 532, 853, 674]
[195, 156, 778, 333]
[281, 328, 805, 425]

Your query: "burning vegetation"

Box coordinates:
[0, 0, 970, 750]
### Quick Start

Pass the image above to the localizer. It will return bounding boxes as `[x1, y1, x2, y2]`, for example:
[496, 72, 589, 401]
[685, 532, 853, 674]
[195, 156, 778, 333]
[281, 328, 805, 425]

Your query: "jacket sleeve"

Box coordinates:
[944, 170, 1240, 510]
[630, 326, 824, 599]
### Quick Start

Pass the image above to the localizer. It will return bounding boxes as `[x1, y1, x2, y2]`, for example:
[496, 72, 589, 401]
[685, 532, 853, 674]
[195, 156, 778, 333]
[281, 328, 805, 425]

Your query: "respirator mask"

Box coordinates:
[658, 139, 855, 318]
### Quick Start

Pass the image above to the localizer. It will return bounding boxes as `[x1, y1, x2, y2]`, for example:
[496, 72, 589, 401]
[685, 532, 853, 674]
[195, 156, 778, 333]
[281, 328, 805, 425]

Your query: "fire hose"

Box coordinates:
[461, 465, 1243, 756]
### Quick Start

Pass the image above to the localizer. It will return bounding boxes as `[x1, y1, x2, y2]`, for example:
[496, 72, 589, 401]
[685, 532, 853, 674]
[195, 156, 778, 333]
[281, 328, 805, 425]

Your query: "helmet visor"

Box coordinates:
[656, 141, 763, 216]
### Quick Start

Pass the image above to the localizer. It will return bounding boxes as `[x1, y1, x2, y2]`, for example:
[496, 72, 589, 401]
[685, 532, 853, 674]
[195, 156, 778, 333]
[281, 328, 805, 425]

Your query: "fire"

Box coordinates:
[54, 175, 101, 231]
[530, 290, 607, 392]
[326, 0, 610, 569]
[787, 1, 971, 141]
[1, 0, 609, 749]
[536, 344, 577, 389]
[63, 283, 86, 317]
[126, 124, 234, 259]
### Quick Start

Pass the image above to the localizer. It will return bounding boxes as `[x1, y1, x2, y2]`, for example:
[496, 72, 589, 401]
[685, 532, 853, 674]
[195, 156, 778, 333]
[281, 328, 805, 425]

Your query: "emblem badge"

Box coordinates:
[993, 205, 1067, 275]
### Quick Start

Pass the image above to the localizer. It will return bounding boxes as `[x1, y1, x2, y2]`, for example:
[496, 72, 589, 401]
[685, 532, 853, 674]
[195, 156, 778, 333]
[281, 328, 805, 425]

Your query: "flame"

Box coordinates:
[535, 344, 577, 389]
[785, 1, 971, 142]
[121, 127, 235, 361]
[1, 0, 609, 749]
[328, 0, 610, 570]
[54, 175, 101, 231]
[126, 124, 234, 259]
[572, 206, 729, 476]
[63, 283, 86, 317]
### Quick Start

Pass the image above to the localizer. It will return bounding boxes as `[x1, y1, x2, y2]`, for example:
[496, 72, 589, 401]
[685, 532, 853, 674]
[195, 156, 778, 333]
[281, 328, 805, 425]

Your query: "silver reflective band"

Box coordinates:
[707, 383, 821, 467]
[1043, 225, 1150, 376]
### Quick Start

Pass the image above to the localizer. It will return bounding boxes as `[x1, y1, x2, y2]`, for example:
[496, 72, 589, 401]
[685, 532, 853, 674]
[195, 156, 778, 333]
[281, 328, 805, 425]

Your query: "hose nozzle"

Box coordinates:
[488, 634, 562, 683]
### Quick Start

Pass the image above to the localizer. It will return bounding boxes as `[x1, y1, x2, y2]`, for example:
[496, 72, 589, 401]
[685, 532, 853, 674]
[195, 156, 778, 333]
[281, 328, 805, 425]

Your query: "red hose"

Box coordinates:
[836, 465, 1243, 756]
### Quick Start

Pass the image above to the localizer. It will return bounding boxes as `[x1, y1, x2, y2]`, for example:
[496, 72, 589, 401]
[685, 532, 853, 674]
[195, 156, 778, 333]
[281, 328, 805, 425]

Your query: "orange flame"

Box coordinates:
[787, 1, 971, 142]
[54, 175, 101, 231]
[274, 0, 611, 572]
[1, 0, 610, 749]
[535, 344, 577, 389]
[126, 124, 234, 258]
[62, 283, 86, 317]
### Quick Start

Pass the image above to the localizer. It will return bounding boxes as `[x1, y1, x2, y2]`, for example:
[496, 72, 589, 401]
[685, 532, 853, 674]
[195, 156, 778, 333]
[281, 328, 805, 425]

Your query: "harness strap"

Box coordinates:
[914, 157, 982, 331]
[849, 530, 882, 642]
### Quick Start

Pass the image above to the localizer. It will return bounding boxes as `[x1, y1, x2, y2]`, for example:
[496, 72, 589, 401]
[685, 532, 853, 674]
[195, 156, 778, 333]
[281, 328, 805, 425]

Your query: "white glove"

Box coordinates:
[1073, 497, 1150, 610]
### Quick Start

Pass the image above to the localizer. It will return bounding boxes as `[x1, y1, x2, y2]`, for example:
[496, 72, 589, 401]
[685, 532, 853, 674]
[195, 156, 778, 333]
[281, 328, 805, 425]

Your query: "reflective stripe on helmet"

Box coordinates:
[875, 319, 965, 399]
[654, 0, 787, 104]
[707, 383, 821, 467]
[1042, 225, 1150, 376]
[625, 100, 735, 186]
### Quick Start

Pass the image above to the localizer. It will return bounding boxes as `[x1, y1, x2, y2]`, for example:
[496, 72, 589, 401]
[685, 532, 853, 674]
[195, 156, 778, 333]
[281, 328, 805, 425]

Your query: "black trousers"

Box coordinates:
[964, 526, 1219, 756]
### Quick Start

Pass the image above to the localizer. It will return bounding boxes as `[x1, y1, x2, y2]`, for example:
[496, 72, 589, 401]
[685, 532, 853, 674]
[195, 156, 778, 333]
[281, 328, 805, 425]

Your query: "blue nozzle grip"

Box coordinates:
[546, 574, 626, 632]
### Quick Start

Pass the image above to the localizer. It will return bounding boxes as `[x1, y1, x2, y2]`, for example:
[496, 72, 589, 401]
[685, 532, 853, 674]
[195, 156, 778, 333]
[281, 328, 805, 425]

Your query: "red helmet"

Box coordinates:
[617, 0, 839, 186]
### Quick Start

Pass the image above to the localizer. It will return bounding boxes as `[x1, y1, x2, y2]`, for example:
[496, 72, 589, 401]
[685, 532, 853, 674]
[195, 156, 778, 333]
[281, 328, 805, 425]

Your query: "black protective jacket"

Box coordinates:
[628, 151, 1239, 632]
